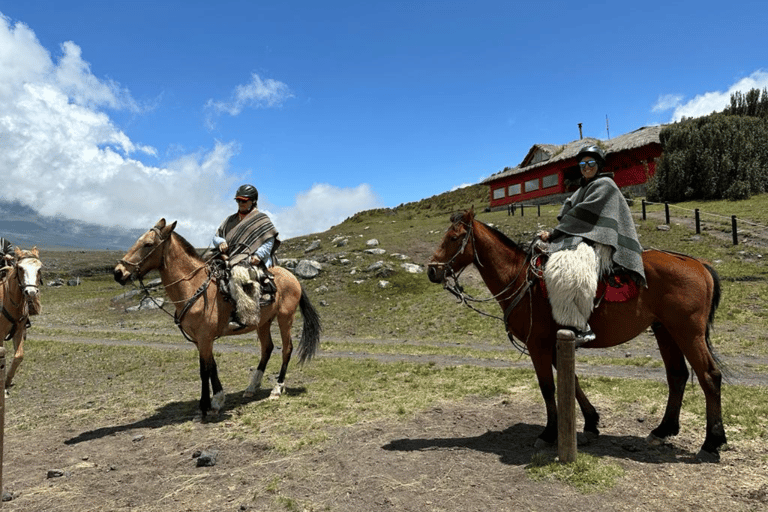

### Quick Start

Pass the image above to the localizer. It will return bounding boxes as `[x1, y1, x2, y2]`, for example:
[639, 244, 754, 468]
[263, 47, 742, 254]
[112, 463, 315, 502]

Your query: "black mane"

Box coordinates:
[480, 221, 525, 252]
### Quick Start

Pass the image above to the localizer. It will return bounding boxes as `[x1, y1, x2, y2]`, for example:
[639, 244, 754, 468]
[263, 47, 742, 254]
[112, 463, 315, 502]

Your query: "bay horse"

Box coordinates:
[113, 219, 321, 418]
[427, 208, 726, 461]
[1, 248, 43, 389]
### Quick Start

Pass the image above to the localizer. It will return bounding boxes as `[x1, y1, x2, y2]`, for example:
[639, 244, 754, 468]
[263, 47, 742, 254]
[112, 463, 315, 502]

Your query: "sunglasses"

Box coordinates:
[235, 198, 252, 204]
[578, 160, 598, 169]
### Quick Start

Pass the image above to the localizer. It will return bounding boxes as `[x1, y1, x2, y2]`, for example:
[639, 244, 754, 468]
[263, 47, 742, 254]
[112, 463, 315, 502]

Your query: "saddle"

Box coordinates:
[531, 252, 639, 303]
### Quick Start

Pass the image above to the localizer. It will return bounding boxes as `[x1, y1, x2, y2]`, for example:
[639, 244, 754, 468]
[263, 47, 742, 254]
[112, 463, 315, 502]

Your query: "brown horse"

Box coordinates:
[1, 248, 43, 389]
[113, 219, 321, 417]
[427, 208, 726, 461]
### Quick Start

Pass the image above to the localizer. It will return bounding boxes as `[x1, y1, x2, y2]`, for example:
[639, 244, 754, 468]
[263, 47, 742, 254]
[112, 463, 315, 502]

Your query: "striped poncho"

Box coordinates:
[216, 209, 280, 267]
[548, 174, 646, 287]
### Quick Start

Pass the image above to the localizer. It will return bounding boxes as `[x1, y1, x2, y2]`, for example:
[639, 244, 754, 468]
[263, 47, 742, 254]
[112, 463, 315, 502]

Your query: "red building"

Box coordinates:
[483, 125, 663, 209]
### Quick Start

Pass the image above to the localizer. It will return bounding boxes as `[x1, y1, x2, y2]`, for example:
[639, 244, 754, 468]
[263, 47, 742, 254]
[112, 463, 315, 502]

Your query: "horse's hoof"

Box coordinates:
[534, 438, 555, 450]
[646, 433, 665, 446]
[695, 449, 720, 463]
[211, 390, 226, 412]
[578, 430, 599, 446]
[269, 383, 285, 400]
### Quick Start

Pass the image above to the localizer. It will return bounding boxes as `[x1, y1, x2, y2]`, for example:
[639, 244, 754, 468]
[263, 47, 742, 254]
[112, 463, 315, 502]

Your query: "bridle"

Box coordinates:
[433, 217, 539, 353]
[2, 254, 42, 339]
[117, 227, 168, 280]
[117, 227, 218, 343]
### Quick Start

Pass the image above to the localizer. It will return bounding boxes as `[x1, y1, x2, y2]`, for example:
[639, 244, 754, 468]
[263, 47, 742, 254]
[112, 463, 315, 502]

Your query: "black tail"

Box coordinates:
[704, 263, 731, 381]
[296, 286, 322, 364]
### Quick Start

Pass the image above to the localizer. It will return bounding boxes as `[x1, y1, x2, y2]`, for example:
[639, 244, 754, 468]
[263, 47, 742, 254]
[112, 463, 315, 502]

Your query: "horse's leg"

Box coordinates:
[664, 324, 726, 461]
[574, 374, 600, 438]
[270, 311, 295, 400]
[648, 322, 688, 442]
[5, 323, 26, 390]
[208, 353, 225, 414]
[244, 322, 274, 398]
[552, 348, 600, 441]
[198, 355, 212, 417]
[529, 343, 558, 447]
[197, 340, 225, 417]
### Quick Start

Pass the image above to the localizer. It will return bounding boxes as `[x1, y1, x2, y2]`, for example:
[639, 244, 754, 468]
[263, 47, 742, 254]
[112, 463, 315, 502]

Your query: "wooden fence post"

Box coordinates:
[664, 202, 670, 224]
[732, 216, 738, 245]
[556, 330, 577, 463]
[695, 209, 701, 234]
[642, 200, 647, 220]
[537, 204, 541, 217]
[0, 346, 6, 505]
[520, 204, 524, 217]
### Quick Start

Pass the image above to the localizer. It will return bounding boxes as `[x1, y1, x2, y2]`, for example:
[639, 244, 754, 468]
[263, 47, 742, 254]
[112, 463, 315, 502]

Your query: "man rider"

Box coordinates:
[213, 185, 280, 323]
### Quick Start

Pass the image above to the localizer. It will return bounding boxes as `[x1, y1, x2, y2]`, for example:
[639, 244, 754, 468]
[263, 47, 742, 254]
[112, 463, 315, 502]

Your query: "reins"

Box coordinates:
[0, 255, 40, 341]
[122, 230, 226, 343]
[438, 219, 538, 355]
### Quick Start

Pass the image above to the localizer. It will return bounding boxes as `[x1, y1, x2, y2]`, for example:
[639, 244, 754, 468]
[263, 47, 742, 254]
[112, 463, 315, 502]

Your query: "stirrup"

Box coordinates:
[570, 324, 596, 347]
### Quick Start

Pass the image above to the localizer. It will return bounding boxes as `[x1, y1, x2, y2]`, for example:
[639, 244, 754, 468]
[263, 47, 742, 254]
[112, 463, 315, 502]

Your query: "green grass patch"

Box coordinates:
[526, 452, 625, 493]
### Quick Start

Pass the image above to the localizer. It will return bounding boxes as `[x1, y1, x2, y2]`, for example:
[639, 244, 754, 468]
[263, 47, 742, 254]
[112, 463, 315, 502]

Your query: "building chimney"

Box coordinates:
[578, 123, 583, 139]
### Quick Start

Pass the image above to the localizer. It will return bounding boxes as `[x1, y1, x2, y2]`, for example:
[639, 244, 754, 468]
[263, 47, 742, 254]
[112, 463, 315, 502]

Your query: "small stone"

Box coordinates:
[195, 450, 218, 467]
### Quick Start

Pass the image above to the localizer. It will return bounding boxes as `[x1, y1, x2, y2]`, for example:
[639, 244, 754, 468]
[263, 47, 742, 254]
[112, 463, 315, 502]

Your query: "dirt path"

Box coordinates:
[3, 332, 767, 511]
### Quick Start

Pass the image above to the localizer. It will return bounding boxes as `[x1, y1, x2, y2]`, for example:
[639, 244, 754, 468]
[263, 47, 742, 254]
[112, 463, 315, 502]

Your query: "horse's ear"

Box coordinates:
[468, 206, 475, 219]
[154, 218, 167, 230]
[160, 221, 178, 238]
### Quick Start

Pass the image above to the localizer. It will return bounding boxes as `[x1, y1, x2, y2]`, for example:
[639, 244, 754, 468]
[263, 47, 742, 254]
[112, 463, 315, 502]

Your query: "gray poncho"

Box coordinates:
[548, 174, 646, 286]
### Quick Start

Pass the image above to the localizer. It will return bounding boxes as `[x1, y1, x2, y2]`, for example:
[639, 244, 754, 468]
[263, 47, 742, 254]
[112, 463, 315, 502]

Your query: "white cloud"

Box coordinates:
[656, 70, 768, 121]
[270, 183, 383, 240]
[651, 93, 683, 113]
[205, 73, 293, 128]
[0, 15, 235, 246]
[0, 15, 377, 248]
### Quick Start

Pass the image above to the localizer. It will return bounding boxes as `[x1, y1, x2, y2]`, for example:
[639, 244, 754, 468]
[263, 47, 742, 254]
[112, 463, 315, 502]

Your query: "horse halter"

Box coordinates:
[118, 227, 168, 279]
[432, 218, 480, 283]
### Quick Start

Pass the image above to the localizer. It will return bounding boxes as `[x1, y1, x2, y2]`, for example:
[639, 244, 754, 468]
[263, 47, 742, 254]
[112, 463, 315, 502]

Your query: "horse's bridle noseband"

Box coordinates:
[118, 227, 167, 279]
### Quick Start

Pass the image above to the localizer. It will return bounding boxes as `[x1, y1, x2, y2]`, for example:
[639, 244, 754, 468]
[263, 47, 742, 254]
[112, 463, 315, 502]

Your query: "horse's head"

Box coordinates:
[13, 248, 43, 315]
[114, 218, 177, 285]
[427, 208, 476, 284]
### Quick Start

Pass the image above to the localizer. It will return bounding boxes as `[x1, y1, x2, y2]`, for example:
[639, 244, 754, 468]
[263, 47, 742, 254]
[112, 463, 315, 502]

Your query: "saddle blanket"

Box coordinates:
[533, 255, 639, 303]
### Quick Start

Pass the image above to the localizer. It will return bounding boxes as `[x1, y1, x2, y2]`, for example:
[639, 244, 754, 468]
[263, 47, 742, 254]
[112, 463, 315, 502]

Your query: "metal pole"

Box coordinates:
[520, 205, 524, 217]
[537, 204, 541, 217]
[642, 199, 647, 220]
[556, 330, 577, 463]
[732, 216, 738, 245]
[664, 202, 670, 225]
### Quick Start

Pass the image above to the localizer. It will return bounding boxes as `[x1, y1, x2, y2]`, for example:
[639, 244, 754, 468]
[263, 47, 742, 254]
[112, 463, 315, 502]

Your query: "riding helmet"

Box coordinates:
[235, 184, 259, 202]
[576, 145, 607, 168]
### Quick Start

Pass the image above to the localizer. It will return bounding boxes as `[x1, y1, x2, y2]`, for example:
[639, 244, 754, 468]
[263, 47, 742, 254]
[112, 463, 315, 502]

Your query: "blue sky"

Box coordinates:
[1, 1, 767, 246]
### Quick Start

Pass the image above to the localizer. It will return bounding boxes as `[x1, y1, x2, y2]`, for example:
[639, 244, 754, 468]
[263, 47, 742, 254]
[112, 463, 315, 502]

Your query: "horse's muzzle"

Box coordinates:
[427, 263, 446, 284]
[113, 265, 131, 285]
[23, 287, 42, 316]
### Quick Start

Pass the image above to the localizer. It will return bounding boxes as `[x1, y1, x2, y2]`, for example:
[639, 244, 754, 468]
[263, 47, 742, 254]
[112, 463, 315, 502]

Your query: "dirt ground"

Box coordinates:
[2, 337, 767, 512]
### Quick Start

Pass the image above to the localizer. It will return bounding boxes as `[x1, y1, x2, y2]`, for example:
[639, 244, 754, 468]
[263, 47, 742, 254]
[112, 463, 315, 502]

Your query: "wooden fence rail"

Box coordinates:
[507, 200, 768, 247]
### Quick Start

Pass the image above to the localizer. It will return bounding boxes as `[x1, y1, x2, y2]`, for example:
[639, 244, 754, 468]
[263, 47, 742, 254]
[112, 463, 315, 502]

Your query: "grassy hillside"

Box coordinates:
[32, 185, 768, 360]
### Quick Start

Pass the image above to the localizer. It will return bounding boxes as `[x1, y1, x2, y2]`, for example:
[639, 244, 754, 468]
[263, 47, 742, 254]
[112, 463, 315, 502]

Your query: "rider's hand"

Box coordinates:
[218, 241, 229, 254]
[250, 256, 261, 266]
[537, 231, 550, 242]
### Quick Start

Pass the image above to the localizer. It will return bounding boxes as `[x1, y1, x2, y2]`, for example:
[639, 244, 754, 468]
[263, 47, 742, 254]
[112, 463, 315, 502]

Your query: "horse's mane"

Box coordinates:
[451, 210, 526, 253]
[480, 221, 524, 252]
[171, 232, 204, 262]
